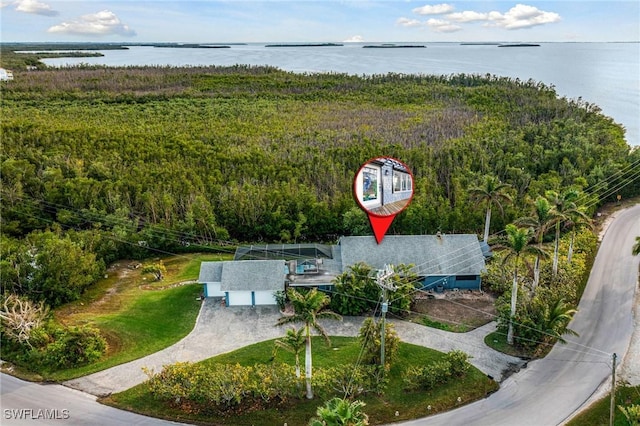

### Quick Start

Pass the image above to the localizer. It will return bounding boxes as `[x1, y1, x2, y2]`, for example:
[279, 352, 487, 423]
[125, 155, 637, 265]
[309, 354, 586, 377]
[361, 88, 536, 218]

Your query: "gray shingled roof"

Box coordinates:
[198, 262, 224, 283]
[339, 235, 485, 276]
[220, 260, 285, 292]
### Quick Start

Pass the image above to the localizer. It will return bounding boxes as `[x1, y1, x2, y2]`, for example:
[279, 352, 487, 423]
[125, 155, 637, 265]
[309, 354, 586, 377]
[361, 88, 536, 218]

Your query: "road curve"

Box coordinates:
[398, 203, 640, 426]
[0, 373, 183, 426]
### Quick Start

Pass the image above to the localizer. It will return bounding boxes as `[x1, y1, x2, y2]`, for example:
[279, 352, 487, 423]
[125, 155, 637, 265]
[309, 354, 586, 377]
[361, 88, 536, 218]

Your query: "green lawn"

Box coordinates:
[40, 253, 232, 381]
[566, 385, 640, 426]
[105, 337, 499, 426]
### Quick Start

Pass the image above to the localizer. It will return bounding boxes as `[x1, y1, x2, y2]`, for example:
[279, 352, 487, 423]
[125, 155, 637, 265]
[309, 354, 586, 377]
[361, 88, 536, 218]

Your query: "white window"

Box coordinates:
[355, 164, 382, 208]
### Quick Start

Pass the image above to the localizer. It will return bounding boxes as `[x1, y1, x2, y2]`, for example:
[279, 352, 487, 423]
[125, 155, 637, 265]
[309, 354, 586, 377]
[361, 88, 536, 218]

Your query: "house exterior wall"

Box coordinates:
[422, 275, 481, 291]
[205, 282, 225, 298]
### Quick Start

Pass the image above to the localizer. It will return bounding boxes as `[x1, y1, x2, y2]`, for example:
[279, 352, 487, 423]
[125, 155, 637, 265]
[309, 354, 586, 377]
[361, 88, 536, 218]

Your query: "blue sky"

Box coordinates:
[1, 1, 638, 43]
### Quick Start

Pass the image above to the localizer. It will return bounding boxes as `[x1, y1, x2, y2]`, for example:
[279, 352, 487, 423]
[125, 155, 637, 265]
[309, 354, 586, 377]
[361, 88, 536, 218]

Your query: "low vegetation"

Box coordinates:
[105, 337, 497, 425]
[0, 253, 224, 381]
[566, 384, 640, 426]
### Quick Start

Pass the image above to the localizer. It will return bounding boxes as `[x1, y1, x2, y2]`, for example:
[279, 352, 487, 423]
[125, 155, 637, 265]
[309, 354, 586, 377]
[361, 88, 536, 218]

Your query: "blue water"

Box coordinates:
[41, 42, 639, 146]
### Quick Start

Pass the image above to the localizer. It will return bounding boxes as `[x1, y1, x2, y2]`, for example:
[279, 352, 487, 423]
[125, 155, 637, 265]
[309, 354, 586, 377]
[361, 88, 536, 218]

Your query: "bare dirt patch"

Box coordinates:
[409, 291, 497, 332]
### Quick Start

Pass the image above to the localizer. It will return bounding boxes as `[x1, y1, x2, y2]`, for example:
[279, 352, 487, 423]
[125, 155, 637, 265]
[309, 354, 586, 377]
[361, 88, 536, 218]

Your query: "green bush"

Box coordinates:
[39, 324, 107, 369]
[15, 323, 107, 370]
[402, 350, 472, 391]
[313, 364, 386, 400]
[145, 362, 300, 414]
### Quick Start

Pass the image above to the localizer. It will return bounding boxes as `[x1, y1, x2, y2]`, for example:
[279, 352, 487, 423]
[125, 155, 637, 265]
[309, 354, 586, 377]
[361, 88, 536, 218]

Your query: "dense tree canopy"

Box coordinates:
[2, 65, 638, 306]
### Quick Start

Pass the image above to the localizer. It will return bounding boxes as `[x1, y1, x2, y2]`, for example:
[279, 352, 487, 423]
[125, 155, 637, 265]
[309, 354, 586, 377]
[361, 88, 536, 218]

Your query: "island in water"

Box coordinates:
[363, 44, 426, 48]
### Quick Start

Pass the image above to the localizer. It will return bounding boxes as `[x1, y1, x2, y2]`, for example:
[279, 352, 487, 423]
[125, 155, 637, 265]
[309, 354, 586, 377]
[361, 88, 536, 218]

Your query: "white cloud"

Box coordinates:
[343, 35, 364, 43]
[446, 11, 488, 23]
[7, 0, 58, 16]
[397, 17, 422, 28]
[486, 4, 561, 30]
[426, 18, 461, 33]
[412, 3, 454, 16]
[48, 10, 136, 36]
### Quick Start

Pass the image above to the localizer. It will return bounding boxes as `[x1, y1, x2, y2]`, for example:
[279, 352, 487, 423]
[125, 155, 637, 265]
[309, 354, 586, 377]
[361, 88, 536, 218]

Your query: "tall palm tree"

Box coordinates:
[276, 288, 342, 399]
[516, 197, 554, 291]
[469, 176, 513, 243]
[275, 326, 306, 379]
[545, 189, 590, 275]
[632, 236, 640, 256]
[492, 224, 545, 345]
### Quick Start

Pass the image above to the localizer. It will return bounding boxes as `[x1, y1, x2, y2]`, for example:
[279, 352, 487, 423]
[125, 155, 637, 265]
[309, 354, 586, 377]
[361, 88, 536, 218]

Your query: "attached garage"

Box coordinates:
[219, 260, 285, 307]
[198, 262, 225, 298]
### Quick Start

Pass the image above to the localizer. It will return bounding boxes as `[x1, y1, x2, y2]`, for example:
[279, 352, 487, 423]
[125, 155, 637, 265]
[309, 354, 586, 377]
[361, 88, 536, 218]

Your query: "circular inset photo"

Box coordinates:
[353, 156, 414, 217]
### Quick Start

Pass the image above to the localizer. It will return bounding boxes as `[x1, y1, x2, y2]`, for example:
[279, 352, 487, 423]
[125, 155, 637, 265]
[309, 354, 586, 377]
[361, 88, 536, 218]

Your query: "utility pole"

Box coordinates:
[610, 352, 617, 426]
[376, 264, 396, 371]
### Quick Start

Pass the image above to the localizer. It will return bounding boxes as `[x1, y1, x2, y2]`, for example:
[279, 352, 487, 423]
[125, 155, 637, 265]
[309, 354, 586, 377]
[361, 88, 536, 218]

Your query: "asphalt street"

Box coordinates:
[398, 203, 640, 426]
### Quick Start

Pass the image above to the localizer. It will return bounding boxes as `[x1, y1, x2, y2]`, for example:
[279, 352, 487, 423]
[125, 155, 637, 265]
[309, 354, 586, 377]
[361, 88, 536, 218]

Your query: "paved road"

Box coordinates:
[398, 203, 640, 426]
[0, 374, 183, 426]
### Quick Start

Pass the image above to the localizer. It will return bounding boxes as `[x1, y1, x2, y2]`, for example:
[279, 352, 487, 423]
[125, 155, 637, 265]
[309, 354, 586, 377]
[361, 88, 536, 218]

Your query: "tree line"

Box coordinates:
[1, 65, 639, 309]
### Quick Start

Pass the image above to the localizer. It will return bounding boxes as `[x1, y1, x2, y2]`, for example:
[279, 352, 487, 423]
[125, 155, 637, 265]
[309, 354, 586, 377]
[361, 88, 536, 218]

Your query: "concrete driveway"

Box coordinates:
[65, 301, 521, 396]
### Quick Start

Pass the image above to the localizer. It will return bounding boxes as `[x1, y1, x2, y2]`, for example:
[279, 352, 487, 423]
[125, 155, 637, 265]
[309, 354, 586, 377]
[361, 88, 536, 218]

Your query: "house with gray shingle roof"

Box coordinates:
[338, 234, 485, 291]
[199, 260, 285, 306]
[199, 234, 486, 306]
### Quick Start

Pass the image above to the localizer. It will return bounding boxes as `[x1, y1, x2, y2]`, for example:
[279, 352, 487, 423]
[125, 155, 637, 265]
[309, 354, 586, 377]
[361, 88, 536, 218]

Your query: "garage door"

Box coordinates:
[227, 291, 253, 306]
[253, 291, 277, 305]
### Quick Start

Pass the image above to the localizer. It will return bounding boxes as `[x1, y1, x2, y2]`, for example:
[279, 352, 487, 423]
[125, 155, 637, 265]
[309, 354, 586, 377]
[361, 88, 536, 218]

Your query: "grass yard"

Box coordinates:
[104, 336, 499, 426]
[566, 385, 640, 426]
[42, 253, 232, 381]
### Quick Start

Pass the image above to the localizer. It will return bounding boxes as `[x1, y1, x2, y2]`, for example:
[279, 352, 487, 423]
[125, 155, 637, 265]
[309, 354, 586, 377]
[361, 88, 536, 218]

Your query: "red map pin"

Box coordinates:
[353, 157, 414, 244]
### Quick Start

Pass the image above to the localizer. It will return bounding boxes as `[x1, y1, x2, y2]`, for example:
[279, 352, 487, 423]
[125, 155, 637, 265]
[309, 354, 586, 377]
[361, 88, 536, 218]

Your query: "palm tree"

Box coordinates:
[308, 397, 369, 426]
[469, 176, 513, 243]
[276, 288, 342, 399]
[633, 236, 640, 256]
[516, 197, 554, 291]
[546, 189, 590, 275]
[492, 224, 545, 345]
[537, 298, 579, 345]
[274, 326, 306, 379]
[565, 207, 593, 265]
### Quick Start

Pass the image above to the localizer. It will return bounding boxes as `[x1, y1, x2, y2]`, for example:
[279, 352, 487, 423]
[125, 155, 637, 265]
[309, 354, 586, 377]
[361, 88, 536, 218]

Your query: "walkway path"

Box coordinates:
[65, 302, 521, 396]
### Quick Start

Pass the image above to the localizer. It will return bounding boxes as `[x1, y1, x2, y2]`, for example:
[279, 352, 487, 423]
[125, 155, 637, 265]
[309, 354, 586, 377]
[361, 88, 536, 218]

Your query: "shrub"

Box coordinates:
[145, 362, 300, 414]
[446, 350, 471, 377]
[402, 350, 472, 391]
[358, 317, 400, 370]
[38, 324, 107, 369]
[313, 364, 386, 400]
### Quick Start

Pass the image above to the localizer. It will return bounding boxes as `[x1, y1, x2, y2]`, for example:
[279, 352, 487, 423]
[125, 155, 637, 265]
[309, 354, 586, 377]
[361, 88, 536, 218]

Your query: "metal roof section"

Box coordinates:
[234, 243, 334, 261]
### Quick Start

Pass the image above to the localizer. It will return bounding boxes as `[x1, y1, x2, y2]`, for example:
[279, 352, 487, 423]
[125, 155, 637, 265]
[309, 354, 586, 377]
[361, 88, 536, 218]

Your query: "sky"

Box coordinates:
[1, 1, 638, 43]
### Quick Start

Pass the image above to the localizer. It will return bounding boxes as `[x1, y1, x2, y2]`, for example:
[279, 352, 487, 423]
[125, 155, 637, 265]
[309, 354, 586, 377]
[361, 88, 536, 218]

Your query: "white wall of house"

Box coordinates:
[205, 282, 225, 298]
[253, 291, 277, 305]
